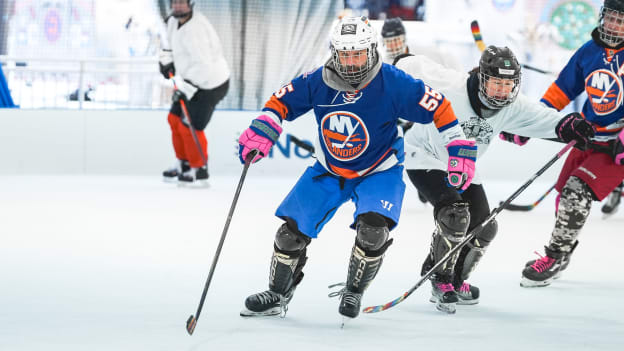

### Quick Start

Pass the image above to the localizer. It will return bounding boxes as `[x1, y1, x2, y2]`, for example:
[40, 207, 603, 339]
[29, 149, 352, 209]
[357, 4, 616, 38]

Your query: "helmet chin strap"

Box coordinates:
[172, 10, 192, 18]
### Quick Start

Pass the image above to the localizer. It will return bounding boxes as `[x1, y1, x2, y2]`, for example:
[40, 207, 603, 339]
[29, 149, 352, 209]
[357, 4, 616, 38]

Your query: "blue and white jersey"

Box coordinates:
[261, 63, 465, 178]
[541, 29, 624, 141]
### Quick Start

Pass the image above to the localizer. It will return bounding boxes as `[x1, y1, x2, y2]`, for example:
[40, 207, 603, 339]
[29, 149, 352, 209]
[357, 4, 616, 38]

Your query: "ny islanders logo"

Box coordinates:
[585, 69, 624, 115]
[320, 111, 369, 161]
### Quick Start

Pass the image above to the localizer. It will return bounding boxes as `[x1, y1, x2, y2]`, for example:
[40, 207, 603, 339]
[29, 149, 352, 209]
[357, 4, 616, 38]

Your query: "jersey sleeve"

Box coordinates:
[501, 94, 561, 139]
[396, 74, 465, 144]
[262, 69, 317, 123]
[540, 48, 586, 111]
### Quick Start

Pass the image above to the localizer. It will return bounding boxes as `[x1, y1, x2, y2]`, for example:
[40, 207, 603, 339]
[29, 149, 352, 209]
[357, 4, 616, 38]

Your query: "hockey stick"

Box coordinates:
[499, 184, 555, 211]
[290, 135, 315, 154]
[169, 72, 207, 166]
[470, 20, 555, 76]
[362, 141, 577, 314]
[185, 149, 258, 335]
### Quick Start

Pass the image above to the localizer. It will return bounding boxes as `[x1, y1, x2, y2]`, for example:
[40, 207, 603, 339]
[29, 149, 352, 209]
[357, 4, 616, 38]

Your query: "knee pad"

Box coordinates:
[355, 212, 391, 255]
[472, 219, 497, 247]
[434, 201, 470, 240]
[274, 223, 311, 255]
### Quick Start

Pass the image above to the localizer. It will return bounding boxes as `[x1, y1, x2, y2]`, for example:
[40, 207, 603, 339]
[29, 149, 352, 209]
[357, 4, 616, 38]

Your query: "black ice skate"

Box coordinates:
[521, 247, 567, 287]
[524, 241, 578, 282]
[429, 275, 458, 314]
[601, 185, 622, 218]
[240, 288, 296, 317]
[162, 160, 189, 182]
[455, 281, 479, 305]
[178, 166, 209, 187]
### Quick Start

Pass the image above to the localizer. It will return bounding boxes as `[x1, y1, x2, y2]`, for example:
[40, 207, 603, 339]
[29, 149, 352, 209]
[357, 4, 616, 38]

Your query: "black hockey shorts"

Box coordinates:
[406, 169, 490, 230]
[170, 79, 230, 131]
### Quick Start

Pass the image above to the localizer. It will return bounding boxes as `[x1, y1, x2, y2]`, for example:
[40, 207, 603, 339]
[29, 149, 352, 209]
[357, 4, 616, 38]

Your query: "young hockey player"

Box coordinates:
[394, 46, 595, 313]
[237, 16, 475, 320]
[521, 0, 624, 287]
[159, 0, 230, 186]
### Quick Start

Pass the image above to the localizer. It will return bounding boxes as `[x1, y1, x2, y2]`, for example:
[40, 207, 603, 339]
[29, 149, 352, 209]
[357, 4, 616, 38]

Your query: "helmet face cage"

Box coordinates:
[330, 16, 378, 86]
[478, 46, 522, 108]
[478, 72, 521, 108]
[599, 4, 624, 46]
[382, 34, 406, 60]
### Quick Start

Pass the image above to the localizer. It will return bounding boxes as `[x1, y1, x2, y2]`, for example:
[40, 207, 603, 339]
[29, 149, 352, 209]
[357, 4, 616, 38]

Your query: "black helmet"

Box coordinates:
[599, 0, 624, 46]
[381, 18, 406, 38]
[381, 18, 407, 61]
[478, 45, 521, 109]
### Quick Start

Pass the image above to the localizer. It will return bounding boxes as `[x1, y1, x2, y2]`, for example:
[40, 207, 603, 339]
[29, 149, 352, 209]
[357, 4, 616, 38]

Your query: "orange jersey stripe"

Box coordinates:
[328, 147, 393, 179]
[542, 82, 570, 111]
[432, 98, 457, 130]
[264, 96, 289, 120]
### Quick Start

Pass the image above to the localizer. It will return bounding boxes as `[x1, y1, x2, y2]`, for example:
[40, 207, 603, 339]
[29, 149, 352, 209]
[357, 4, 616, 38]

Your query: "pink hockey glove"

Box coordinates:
[446, 139, 477, 192]
[238, 114, 283, 164]
[614, 128, 624, 165]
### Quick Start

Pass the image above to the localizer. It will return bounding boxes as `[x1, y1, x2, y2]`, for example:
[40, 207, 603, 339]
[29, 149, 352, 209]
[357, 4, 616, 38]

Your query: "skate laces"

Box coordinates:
[530, 252, 556, 272]
[327, 282, 361, 305]
[435, 282, 455, 293]
[255, 290, 280, 305]
[459, 282, 471, 293]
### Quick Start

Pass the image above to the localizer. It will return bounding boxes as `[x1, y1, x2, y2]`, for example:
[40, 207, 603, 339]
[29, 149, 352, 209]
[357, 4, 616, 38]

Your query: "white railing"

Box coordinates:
[0, 56, 173, 109]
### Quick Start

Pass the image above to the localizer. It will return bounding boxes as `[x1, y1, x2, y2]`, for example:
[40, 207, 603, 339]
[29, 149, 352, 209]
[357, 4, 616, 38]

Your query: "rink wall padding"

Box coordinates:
[0, 109, 564, 182]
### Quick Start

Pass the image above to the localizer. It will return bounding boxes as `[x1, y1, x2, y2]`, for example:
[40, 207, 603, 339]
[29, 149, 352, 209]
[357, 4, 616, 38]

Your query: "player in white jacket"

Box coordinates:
[159, 0, 230, 186]
[394, 46, 595, 314]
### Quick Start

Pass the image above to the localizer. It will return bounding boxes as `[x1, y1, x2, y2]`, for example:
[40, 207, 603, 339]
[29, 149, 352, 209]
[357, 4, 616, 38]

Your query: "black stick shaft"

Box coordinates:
[186, 150, 257, 334]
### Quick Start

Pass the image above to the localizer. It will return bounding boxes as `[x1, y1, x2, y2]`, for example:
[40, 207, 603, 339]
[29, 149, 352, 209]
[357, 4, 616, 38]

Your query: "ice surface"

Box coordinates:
[0, 175, 622, 350]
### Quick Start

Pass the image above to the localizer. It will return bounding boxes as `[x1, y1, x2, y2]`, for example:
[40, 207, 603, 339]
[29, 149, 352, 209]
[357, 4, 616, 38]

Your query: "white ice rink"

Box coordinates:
[1, 174, 622, 350]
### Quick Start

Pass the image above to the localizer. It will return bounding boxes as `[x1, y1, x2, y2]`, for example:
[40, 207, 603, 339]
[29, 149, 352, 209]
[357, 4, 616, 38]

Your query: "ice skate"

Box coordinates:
[162, 159, 189, 183]
[455, 281, 479, 305]
[429, 276, 458, 314]
[240, 288, 295, 317]
[601, 185, 622, 219]
[524, 241, 577, 281]
[521, 247, 567, 287]
[177, 166, 209, 188]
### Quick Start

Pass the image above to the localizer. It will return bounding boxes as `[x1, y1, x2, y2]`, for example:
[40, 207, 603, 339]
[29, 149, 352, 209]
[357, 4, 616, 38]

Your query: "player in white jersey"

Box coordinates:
[394, 46, 595, 314]
[159, 0, 230, 186]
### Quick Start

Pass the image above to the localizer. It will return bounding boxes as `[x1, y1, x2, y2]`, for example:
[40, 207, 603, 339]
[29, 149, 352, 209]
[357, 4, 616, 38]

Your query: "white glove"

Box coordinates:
[172, 76, 198, 101]
[159, 48, 173, 65]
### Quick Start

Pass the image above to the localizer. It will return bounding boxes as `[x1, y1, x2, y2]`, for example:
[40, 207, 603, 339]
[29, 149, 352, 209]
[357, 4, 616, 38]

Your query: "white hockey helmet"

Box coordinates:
[330, 16, 379, 86]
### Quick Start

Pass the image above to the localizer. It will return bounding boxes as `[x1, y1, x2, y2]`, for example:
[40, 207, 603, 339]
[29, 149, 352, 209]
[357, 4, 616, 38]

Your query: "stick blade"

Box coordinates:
[499, 201, 533, 212]
[186, 315, 197, 335]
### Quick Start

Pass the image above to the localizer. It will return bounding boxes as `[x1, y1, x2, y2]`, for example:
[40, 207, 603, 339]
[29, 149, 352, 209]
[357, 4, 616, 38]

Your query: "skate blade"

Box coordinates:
[520, 277, 553, 288]
[457, 298, 479, 305]
[163, 177, 178, 183]
[177, 180, 210, 189]
[340, 316, 354, 329]
[602, 210, 617, 220]
[430, 297, 456, 314]
[239, 307, 281, 317]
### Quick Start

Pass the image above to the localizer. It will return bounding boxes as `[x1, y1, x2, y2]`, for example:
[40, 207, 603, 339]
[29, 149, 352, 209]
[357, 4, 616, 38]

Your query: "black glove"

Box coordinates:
[499, 131, 530, 146]
[159, 62, 175, 80]
[555, 112, 595, 150]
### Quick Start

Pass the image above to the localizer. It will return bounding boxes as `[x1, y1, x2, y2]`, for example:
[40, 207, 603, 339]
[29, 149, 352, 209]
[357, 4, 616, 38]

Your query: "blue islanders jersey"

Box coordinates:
[541, 30, 624, 140]
[262, 63, 462, 178]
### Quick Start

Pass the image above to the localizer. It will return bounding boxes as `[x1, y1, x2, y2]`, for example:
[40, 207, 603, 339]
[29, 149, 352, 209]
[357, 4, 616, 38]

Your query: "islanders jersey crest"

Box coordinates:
[320, 111, 369, 161]
[585, 68, 624, 115]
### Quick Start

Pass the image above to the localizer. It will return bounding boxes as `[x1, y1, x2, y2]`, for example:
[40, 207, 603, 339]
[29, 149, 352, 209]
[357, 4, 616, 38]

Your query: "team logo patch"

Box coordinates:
[341, 24, 356, 35]
[320, 111, 369, 161]
[461, 116, 493, 145]
[450, 159, 459, 167]
[585, 69, 623, 115]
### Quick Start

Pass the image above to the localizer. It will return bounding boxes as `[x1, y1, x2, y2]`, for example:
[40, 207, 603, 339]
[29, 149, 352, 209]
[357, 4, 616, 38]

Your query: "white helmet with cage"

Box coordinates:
[330, 16, 379, 86]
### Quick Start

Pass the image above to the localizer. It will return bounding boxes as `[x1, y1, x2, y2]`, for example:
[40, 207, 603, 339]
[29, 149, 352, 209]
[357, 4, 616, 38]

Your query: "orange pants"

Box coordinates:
[167, 113, 207, 168]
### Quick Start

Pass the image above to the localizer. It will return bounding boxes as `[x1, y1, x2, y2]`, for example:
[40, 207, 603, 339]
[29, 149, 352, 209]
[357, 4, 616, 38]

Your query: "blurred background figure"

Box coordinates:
[159, 0, 230, 186]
